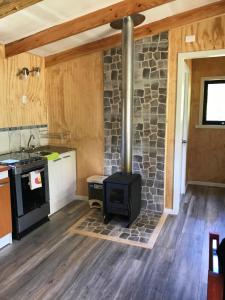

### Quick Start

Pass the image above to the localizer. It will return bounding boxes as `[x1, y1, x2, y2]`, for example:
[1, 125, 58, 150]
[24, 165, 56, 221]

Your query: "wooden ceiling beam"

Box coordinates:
[5, 0, 173, 57]
[45, 1, 225, 67]
[0, 0, 43, 18]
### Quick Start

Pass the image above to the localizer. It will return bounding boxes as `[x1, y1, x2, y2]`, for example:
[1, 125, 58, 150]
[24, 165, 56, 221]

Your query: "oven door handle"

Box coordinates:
[21, 168, 45, 178]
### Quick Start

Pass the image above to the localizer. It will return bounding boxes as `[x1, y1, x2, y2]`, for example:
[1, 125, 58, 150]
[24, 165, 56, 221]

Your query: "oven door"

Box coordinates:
[20, 167, 47, 215]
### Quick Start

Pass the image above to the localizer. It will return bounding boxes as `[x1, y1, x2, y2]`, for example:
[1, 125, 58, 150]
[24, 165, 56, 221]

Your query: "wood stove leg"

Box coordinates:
[103, 214, 113, 224]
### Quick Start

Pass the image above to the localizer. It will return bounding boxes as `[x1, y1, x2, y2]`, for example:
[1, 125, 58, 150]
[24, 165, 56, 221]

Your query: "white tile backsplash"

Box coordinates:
[0, 132, 10, 154]
[0, 125, 48, 154]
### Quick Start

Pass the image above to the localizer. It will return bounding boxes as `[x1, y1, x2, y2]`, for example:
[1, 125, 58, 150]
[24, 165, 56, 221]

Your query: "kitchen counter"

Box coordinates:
[0, 165, 9, 172]
[36, 145, 75, 154]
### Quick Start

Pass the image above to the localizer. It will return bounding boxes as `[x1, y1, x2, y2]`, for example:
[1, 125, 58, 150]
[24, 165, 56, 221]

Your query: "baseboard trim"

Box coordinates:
[0, 233, 12, 250]
[187, 181, 225, 188]
[74, 195, 88, 201]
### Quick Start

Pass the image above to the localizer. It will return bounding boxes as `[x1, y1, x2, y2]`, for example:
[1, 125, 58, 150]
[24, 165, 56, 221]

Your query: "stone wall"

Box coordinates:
[103, 32, 168, 213]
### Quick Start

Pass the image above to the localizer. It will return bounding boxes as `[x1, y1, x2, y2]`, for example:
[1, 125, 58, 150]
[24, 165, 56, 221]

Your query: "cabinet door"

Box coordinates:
[48, 158, 63, 214]
[0, 179, 12, 238]
[60, 151, 76, 201]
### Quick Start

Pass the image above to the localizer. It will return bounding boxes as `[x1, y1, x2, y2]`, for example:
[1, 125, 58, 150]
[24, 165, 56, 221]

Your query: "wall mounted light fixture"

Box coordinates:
[17, 67, 41, 80]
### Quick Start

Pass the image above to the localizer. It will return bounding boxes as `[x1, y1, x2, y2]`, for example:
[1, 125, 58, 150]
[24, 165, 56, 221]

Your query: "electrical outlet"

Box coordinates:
[185, 35, 196, 43]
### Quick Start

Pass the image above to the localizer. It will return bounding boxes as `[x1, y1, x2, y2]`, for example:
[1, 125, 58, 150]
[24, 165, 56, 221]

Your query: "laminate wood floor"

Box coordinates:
[0, 185, 225, 300]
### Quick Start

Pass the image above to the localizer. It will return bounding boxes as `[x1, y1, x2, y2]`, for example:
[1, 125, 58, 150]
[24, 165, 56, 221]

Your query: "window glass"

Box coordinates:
[202, 80, 225, 125]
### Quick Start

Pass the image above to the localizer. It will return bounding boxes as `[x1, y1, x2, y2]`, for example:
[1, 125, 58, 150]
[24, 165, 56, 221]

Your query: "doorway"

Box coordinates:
[173, 49, 225, 214]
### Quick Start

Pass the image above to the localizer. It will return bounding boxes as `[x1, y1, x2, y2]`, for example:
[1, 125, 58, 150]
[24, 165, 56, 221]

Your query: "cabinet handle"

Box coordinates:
[53, 158, 62, 162]
[63, 155, 71, 159]
[0, 183, 8, 188]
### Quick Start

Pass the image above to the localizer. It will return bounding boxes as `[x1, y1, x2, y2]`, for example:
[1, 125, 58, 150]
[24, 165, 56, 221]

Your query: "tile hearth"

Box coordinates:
[69, 209, 167, 249]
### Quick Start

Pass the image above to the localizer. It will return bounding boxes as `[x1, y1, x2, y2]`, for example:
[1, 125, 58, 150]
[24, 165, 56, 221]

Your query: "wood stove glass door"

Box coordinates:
[106, 183, 128, 212]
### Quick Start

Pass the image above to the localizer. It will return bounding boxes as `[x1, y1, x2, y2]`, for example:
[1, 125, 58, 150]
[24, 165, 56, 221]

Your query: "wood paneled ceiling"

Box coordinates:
[0, 0, 221, 57]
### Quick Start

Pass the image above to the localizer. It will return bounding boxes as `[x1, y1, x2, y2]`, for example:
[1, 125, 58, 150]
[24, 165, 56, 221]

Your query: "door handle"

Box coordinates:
[182, 140, 187, 144]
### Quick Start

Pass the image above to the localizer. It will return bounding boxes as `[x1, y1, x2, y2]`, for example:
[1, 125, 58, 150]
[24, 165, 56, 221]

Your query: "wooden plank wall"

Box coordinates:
[45, 52, 104, 196]
[187, 57, 225, 183]
[0, 45, 47, 128]
[165, 14, 225, 209]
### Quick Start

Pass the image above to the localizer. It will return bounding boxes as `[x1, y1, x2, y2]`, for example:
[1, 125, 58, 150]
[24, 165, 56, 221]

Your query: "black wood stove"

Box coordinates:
[103, 172, 141, 227]
[103, 15, 145, 227]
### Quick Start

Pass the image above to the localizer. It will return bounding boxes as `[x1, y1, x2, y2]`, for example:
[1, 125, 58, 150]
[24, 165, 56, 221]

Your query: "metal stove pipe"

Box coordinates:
[121, 16, 134, 174]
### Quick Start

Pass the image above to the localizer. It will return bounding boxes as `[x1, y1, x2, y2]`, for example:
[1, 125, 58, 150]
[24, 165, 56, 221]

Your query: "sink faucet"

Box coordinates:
[27, 134, 35, 149]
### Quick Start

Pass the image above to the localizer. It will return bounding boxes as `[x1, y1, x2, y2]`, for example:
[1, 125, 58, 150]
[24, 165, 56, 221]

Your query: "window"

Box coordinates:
[201, 78, 225, 126]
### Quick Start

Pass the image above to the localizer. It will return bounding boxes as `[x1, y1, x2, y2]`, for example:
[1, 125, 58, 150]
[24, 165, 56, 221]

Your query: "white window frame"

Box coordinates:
[197, 76, 225, 129]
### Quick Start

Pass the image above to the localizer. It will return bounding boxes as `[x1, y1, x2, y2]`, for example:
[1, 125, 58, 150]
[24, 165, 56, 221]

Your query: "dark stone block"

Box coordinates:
[158, 130, 165, 138]
[145, 96, 151, 103]
[111, 48, 116, 55]
[134, 155, 142, 162]
[128, 236, 139, 242]
[156, 171, 164, 181]
[157, 189, 164, 196]
[157, 156, 164, 163]
[154, 180, 164, 189]
[151, 107, 157, 114]
[159, 88, 167, 95]
[145, 87, 151, 96]
[137, 53, 145, 61]
[152, 34, 160, 42]
[135, 89, 144, 97]
[160, 69, 167, 78]
[105, 153, 112, 159]
[112, 166, 119, 173]
[112, 136, 118, 145]
[104, 98, 110, 107]
[149, 59, 156, 67]
[104, 56, 112, 63]
[143, 162, 150, 169]
[160, 31, 168, 40]
[158, 104, 166, 114]
[159, 95, 167, 104]
[149, 44, 157, 51]
[158, 42, 168, 51]
[111, 70, 118, 80]
[111, 63, 117, 70]
[150, 116, 157, 125]
[136, 123, 143, 130]
[150, 141, 156, 147]
[104, 91, 113, 97]
[158, 123, 165, 130]
[117, 48, 122, 55]
[143, 68, 150, 79]
[141, 200, 148, 209]
[157, 162, 164, 171]
[161, 52, 168, 59]
[151, 81, 159, 90]
[105, 122, 112, 129]
[157, 138, 165, 148]
[153, 52, 161, 60]
[117, 62, 122, 69]
[150, 71, 159, 79]
[147, 179, 154, 187]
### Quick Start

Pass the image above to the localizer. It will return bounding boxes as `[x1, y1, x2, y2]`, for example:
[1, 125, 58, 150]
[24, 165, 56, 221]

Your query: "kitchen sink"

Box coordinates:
[37, 151, 53, 156]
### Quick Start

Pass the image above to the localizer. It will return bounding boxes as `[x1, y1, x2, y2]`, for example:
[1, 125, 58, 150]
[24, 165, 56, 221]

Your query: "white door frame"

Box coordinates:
[172, 49, 225, 214]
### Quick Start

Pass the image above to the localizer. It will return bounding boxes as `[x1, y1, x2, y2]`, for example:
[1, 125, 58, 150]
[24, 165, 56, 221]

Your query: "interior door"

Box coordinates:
[181, 62, 191, 194]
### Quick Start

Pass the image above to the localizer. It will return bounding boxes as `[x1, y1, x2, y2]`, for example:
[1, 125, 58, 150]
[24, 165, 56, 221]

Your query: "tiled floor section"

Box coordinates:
[69, 208, 165, 249]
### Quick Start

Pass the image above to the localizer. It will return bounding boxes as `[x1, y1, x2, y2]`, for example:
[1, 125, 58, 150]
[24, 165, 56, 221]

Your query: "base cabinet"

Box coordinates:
[48, 151, 76, 214]
[0, 168, 12, 249]
[0, 178, 12, 238]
